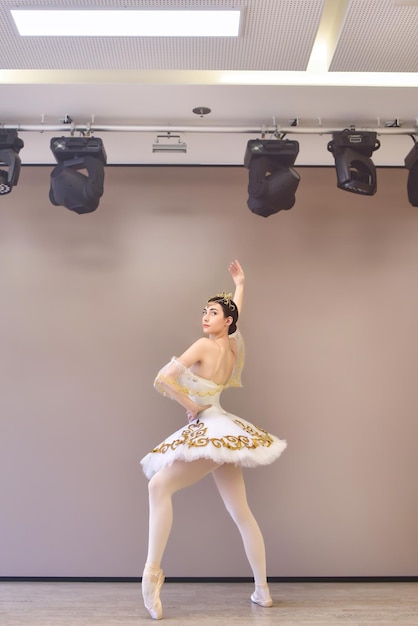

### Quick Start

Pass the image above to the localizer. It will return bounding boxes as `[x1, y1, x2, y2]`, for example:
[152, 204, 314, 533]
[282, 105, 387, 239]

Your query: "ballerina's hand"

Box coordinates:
[229, 259, 245, 286]
[186, 404, 211, 423]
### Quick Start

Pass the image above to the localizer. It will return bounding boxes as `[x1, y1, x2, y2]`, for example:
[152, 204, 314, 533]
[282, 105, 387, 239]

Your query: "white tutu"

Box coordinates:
[141, 404, 287, 479]
[140, 334, 286, 479]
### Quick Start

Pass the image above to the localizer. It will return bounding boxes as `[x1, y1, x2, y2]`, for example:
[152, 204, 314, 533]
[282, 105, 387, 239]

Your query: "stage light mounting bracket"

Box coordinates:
[244, 138, 299, 169]
[50, 135, 107, 164]
[327, 129, 381, 158]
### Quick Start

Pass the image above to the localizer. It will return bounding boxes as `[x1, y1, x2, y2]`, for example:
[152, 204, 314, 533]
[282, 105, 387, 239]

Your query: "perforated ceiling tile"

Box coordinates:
[0, 0, 324, 71]
[330, 0, 418, 72]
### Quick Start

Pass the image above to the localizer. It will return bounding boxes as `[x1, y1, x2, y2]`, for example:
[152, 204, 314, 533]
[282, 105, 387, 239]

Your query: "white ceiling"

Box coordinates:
[0, 0, 417, 165]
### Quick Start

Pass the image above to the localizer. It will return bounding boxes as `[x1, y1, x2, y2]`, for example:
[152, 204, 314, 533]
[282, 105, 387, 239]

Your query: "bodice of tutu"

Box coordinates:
[154, 358, 225, 411]
[153, 330, 245, 408]
[179, 370, 225, 411]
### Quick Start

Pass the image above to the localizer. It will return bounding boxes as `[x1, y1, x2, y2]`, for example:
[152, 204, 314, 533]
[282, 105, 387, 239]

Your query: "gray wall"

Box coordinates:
[1, 165, 417, 578]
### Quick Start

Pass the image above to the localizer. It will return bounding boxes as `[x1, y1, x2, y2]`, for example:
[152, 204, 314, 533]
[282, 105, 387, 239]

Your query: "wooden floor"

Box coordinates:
[1, 581, 417, 625]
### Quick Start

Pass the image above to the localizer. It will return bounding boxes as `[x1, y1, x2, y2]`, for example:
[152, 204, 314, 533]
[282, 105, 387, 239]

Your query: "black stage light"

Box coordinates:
[327, 130, 380, 196]
[0, 130, 24, 196]
[244, 139, 300, 217]
[49, 136, 107, 214]
[404, 141, 418, 207]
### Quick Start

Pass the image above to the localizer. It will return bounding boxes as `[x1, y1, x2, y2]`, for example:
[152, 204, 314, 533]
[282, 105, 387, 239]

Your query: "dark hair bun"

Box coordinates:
[228, 321, 237, 335]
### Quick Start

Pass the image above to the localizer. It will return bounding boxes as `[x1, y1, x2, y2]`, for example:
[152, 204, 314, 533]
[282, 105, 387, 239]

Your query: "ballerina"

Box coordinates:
[140, 260, 287, 619]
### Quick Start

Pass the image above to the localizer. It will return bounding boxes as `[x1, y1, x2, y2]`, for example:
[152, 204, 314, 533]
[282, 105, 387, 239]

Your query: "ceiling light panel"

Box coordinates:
[11, 10, 241, 37]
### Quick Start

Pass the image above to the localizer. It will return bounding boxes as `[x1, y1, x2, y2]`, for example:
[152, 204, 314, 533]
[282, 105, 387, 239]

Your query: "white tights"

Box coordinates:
[144, 459, 268, 587]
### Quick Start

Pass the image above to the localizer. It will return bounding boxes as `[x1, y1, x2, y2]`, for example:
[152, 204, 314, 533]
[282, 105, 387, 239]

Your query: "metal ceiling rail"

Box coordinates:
[1, 123, 417, 135]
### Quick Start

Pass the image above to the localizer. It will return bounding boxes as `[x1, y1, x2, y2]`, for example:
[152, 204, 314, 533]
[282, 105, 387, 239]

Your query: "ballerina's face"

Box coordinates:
[202, 302, 232, 336]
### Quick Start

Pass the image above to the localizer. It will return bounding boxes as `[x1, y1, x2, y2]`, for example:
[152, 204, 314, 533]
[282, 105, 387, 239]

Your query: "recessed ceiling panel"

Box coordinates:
[0, 0, 324, 71]
[330, 0, 418, 72]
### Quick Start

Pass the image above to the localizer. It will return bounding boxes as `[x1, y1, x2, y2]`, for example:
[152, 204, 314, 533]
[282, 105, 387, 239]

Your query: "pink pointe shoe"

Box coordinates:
[142, 568, 165, 620]
[251, 584, 273, 608]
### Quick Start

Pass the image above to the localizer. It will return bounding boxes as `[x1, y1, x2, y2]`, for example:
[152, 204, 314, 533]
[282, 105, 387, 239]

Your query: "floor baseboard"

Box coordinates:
[1, 576, 417, 583]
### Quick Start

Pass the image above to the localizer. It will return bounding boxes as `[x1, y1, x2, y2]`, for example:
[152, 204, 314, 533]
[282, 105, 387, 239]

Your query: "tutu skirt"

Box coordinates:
[140, 405, 287, 479]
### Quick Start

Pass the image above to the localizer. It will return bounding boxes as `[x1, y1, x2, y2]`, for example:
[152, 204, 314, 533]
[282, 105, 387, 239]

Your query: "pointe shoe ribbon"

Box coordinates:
[142, 568, 165, 620]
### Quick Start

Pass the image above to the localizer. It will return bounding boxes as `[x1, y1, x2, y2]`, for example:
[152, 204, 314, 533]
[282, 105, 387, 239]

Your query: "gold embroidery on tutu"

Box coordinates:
[154, 374, 223, 398]
[151, 420, 274, 455]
